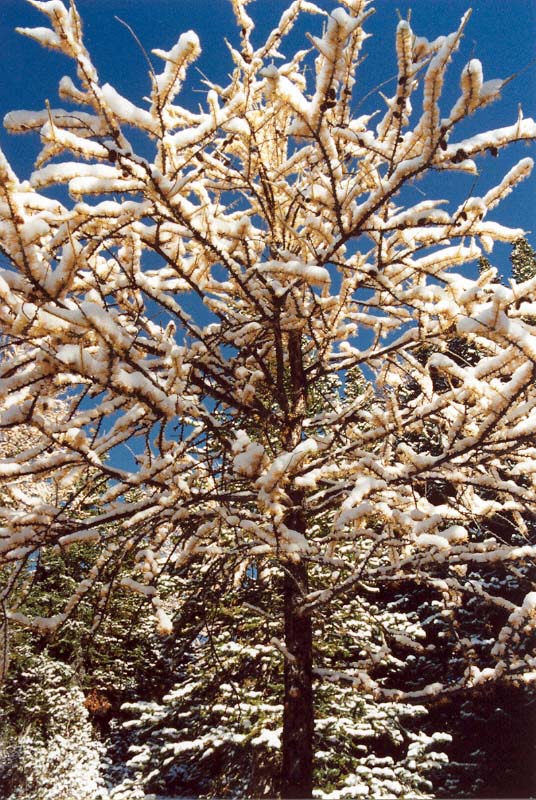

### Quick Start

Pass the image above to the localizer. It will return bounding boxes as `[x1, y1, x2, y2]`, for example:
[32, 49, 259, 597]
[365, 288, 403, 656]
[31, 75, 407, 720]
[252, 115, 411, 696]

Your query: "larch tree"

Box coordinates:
[1, 0, 536, 796]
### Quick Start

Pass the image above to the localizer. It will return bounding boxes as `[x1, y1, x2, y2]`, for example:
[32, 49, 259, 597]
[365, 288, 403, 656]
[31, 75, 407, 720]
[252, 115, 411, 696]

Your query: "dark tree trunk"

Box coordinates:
[280, 557, 314, 799]
[280, 332, 314, 798]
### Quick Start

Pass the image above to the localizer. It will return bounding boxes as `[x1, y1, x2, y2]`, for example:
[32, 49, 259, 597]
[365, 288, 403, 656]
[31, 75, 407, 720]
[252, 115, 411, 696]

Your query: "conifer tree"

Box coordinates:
[0, 652, 108, 800]
[1, 1, 536, 796]
[120, 568, 451, 798]
[511, 237, 536, 282]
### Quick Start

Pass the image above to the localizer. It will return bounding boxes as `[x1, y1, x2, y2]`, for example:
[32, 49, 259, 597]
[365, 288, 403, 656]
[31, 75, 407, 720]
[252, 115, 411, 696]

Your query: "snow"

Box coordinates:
[101, 83, 156, 132]
[257, 438, 318, 494]
[7, 610, 67, 631]
[233, 441, 265, 477]
[16, 25, 61, 50]
[152, 30, 201, 105]
[257, 259, 330, 285]
[58, 529, 100, 548]
[20, 216, 50, 242]
[330, 7, 360, 32]
[483, 157, 534, 210]
[521, 592, 536, 615]
[68, 176, 141, 196]
[439, 525, 468, 543]
[415, 533, 451, 550]
[155, 607, 174, 635]
[444, 117, 536, 156]
[250, 727, 281, 749]
[120, 577, 157, 597]
[32, 162, 120, 185]
[262, 69, 311, 119]
[40, 121, 110, 160]
[480, 78, 503, 100]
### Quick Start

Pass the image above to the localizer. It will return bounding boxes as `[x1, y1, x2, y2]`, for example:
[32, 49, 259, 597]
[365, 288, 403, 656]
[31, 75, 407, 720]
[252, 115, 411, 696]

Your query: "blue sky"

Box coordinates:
[0, 0, 535, 273]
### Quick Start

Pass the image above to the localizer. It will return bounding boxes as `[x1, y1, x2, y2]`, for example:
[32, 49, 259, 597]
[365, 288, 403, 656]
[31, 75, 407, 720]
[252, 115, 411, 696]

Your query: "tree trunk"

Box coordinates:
[280, 557, 314, 799]
[280, 332, 313, 797]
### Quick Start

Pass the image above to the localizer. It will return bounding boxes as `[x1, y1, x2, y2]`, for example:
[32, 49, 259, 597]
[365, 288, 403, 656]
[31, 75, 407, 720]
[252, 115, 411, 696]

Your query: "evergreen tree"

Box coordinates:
[511, 237, 536, 282]
[0, 652, 107, 800]
[121, 564, 451, 799]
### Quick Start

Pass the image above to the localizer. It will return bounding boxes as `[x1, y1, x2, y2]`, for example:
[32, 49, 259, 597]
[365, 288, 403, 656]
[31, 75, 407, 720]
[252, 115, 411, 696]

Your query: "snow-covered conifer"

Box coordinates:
[1, 1, 536, 795]
[511, 237, 536, 282]
[0, 652, 107, 800]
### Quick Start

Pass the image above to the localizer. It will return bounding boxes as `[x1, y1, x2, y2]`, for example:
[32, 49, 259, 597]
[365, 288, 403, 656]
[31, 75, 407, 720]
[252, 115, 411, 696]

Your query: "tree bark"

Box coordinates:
[280, 332, 314, 797]
[280, 557, 314, 799]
